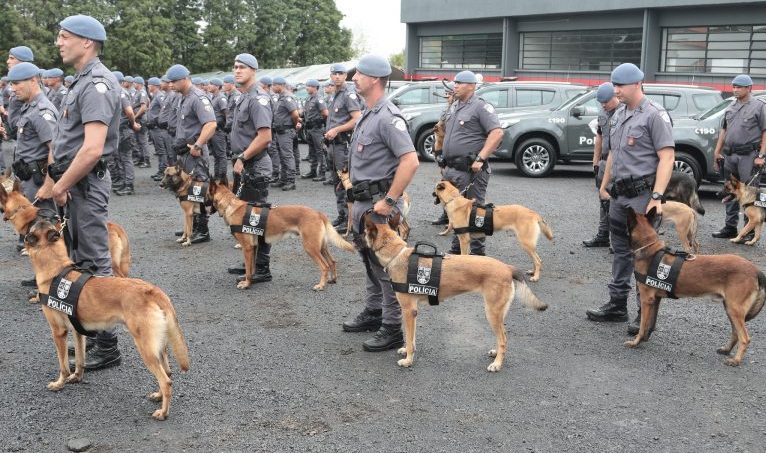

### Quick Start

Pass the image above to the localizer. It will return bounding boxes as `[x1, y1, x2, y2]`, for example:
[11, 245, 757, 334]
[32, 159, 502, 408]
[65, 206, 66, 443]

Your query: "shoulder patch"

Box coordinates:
[95, 82, 109, 94]
[393, 117, 407, 131]
[201, 97, 211, 105]
[258, 97, 269, 106]
[484, 103, 495, 113]
[660, 111, 671, 123]
[349, 93, 357, 100]
[287, 96, 293, 102]
[120, 92, 126, 98]
[41, 111, 56, 122]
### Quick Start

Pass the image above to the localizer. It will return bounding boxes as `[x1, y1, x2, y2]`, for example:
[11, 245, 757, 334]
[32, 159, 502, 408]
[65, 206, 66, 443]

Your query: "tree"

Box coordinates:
[389, 50, 404, 69]
[108, 0, 175, 76]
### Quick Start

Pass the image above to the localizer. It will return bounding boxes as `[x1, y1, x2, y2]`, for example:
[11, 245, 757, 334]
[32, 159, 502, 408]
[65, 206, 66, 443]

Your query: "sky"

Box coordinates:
[335, 0, 406, 58]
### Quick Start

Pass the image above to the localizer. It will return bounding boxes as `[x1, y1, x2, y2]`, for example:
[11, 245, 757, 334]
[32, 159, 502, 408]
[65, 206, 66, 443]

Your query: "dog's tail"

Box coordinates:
[747, 271, 766, 322]
[511, 268, 548, 311]
[324, 218, 355, 252]
[538, 218, 554, 241]
[690, 191, 706, 216]
[164, 299, 190, 372]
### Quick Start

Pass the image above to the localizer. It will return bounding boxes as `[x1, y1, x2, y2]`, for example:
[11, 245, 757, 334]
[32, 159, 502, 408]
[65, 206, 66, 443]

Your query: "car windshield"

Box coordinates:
[555, 90, 594, 111]
[697, 97, 734, 120]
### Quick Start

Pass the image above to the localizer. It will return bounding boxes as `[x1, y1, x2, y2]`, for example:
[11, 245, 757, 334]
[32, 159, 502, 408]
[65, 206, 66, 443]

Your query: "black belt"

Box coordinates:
[48, 158, 107, 185]
[609, 174, 655, 198]
[273, 126, 294, 134]
[305, 121, 324, 129]
[349, 179, 391, 202]
[12, 158, 47, 181]
[443, 153, 481, 172]
[726, 142, 761, 156]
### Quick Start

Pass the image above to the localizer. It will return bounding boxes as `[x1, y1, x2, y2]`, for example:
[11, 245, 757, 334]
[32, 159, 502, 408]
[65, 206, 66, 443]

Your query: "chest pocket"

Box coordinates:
[236, 99, 251, 125]
[16, 117, 30, 137]
[742, 114, 759, 130]
[354, 135, 375, 159]
[626, 125, 645, 146]
[456, 112, 474, 127]
[61, 91, 78, 123]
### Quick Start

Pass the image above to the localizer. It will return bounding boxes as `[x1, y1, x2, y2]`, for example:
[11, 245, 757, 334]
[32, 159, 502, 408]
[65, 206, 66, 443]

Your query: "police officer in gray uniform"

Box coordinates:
[3, 46, 36, 157]
[208, 77, 229, 180]
[132, 76, 151, 168]
[586, 63, 675, 335]
[44, 68, 68, 111]
[158, 74, 179, 168]
[258, 76, 280, 181]
[39, 15, 122, 370]
[584, 82, 620, 248]
[300, 79, 329, 180]
[341, 54, 420, 352]
[227, 53, 275, 283]
[166, 63, 218, 244]
[712, 74, 766, 241]
[440, 70, 503, 255]
[113, 71, 140, 196]
[324, 63, 362, 232]
[270, 76, 300, 191]
[145, 77, 169, 180]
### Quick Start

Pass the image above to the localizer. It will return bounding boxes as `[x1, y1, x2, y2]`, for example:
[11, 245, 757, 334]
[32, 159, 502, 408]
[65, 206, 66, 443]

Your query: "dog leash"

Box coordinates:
[460, 168, 485, 196]
[746, 165, 764, 187]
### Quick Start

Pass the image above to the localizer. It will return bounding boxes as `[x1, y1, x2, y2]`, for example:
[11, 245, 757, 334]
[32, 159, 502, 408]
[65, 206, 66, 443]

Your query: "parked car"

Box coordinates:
[387, 81, 450, 108]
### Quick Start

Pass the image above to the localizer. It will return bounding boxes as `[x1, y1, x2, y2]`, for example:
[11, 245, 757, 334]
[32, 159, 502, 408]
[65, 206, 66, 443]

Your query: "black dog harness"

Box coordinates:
[230, 202, 271, 236]
[743, 190, 766, 209]
[391, 242, 444, 306]
[182, 181, 209, 203]
[39, 266, 98, 337]
[634, 247, 690, 299]
[452, 203, 495, 236]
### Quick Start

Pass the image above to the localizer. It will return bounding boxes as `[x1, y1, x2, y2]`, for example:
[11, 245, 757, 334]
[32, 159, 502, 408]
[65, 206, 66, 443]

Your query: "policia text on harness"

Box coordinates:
[39, 265, 98, 337]
[230, 202, 270, 236]
[391, 242, 444, 306]
[634, 247, 691, 299]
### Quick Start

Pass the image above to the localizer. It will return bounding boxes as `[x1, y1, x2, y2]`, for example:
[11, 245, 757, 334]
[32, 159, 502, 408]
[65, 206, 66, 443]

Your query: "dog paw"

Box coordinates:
[234, 243, 242, 249]
[176, 237, 185, 243]
[47, 380, 65, 391]
[151, 409, 167, 421]
[65, 373, 82, 384]
[312, 284, 325, 291]
[181, 240, 191, 247]
[488, 349, 498, 358]
[724, 358, 741, 367]
[624, 339, 640, 348]
[236, 281, 251, 290]
[745, 240, 757, 246]
[147, 391, 163, 402]
[729, 237, 741, 243]
[529, 274, 540, 282]
[716, 347, 732, 355]
[487, 362, 503, 373]
[397, 358, 413, 368]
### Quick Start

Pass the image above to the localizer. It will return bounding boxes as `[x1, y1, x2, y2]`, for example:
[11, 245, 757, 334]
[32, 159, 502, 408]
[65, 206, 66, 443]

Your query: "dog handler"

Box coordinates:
[586, 63, 675, 335]
[341, 54, 419, 352]
[37, 15, 122, 370]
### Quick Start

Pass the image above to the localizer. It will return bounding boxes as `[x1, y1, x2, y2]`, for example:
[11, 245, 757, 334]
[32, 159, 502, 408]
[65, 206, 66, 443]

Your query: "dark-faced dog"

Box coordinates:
[665, 171, 705, 215]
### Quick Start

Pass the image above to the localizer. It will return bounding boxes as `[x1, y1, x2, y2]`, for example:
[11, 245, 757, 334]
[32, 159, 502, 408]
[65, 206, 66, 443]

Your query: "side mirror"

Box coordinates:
[570, 106, 584, 118]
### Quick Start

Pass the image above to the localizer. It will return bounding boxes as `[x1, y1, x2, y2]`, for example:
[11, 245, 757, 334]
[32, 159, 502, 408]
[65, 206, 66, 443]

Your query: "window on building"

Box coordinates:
[419, 34, 503, 70]
[514, 89, 555, 107]
[520, 29, 642, 71]
[661, 25, 766, 75]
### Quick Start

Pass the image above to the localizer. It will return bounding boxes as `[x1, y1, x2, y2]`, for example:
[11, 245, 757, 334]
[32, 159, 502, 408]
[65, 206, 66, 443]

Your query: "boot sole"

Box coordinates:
[362, 338, 404, 352]
[70, 355, 122, 371]
[586, 313, 628, 322]
[342, 322, 382, 333]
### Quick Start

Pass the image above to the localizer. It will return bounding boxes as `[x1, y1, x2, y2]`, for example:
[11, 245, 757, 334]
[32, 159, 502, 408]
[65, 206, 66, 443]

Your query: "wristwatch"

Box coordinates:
[474, 155, 486, 163]
[384, 195, 396, 207]
[651, 191, 665, 201]
[192, 143, 202, 151]
[758, 153, 765, 159]
[236, 152, 245, 162]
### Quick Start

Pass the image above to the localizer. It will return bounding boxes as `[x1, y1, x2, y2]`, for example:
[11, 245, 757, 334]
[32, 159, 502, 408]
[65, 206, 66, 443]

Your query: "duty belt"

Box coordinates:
[452, 203, 495, 236]
[442, 153, 484, 172]
[725, 142, 761, 156]
[305, 120, 325, 129]
[391, 242, 444, 306]
[48, 158, 108, 193]
[39, 265, 98, 337]
[230, 202, 271, 236]
[12, 158, 48, 181]
[273, 126, 294, 134]
[349, 179, 391, 202]
[634, 247, 690, 299]
[609, 174, 655, 198]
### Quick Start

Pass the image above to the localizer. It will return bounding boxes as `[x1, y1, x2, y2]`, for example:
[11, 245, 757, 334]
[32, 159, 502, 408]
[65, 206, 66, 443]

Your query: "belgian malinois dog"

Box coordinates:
[626, 207, 765, 366]
[665, 171, 705, 215]
[24, 217, 190, 420]
[363, 215, 548, 372]
[159, 165, 209, 247]
[660, 200, 700, 253]
[0, 179, 131, 278]
[433, 180, 553, 281]
[722, 175, 765, 245]
[208, 180, 355, 290]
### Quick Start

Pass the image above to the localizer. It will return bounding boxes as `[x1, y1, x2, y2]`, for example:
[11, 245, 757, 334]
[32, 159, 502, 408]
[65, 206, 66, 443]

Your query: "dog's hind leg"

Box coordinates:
[722, 301, 750, 366]
[130, 314, 173, 420]
[485, 288, 511, 372]
[396, 296, 418, 368]
[517, 233, 543, 282]
[303, 233, 330, 291]
[717, 315, 738, 356]
[320, 244, 338, 284]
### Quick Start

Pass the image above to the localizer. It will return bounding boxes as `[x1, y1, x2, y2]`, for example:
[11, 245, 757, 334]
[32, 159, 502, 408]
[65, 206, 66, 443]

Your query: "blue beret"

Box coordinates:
[272, 76, 287, 85]
[47, 68, 64, 78]
[134, 76, 145, 85]
[611, 63, 644, 84]
[454, 70, 478, 84]
[223, 75, 235, 84]
[732, 74, 753, 87]
[59, 15, 107, 42]
[38, 69, 46, 78]
[596, 82, 615, 103]
[259, 76, 272, 85]
[305, 79, 320, 88]
[147, 77, 161, 86]
[166, 64, 190, 81]
[209, 78, 223, 87]
[191, 77, 202, 85]
[9, 46, 34, 62]
[124, 76, 134, 83]
[200, 79, 209, 85]
[330, 63, 347, 73]
[235, 53, 258, 70]
[7, 62, 40, 82]
[356, 54, 391, 78]
[112, 71, 124, 82]
[65, 75, 74, 83]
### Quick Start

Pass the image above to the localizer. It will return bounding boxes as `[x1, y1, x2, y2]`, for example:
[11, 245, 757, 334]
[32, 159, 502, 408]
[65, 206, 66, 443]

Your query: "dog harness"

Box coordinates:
[452, 203, 494, 236]
[391, 242, 444, 306]
[182, 181, 209, 203]
[743, 190, 766, 209]
[633, 247, 690, 299]
[230, 202, 271, 236]
[39, 266, 98, 337]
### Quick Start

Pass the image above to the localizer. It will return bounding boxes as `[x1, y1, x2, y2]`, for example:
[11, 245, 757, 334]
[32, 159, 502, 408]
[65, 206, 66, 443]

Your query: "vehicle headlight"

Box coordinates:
[403, 112, 421, 121]
[500, 118, 520, 129]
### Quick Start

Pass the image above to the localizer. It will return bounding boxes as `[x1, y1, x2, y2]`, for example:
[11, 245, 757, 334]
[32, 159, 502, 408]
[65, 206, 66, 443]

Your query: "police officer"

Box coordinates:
[44, 68, 68, 110]
[113, 71, 140, 196]
[158, 74, 180, 169]
[711, 74, 766, 241]
[64, 75, 74, 88]
[227, 53, 274, 283]
[270, 76, 300, 191]
[300, 79, 329, 180]
[131, 76, 151, 168]
[586, 63, 675, 335]
[583, 82, 620, 248]
[3, 46, 36, 144]
[324, 63, 362, 232]
[38, 14, 122, 370]
[342, 54, 419, 351]
[259, 76, 280, 181]
[440, 70, 503, 255]
[145, 77, 169, 180]
[166, 63, 218, 244]
[208, 77, 229, 181]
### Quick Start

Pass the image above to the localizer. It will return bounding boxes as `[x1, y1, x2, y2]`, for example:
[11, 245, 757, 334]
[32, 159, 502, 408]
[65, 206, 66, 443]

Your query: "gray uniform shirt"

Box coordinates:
[273, 92, 298, 128]
[212, 92, 228, 128]
[146, 90, 165, 125]
[304, 93, 326, 127]
[442, 94, 501, 159]
[159, 90, 177, 128]
[175, 87, 216, 144]
[46, 85, 67, 111]
[722, 97, 766, 148]
[118, 87, 133, 128]
[53, 57, 120, 161]
[349, 98, 414, 183]
[132, 88, 149, 120]
[327, 86, 361, 130]
[230, 86, 272, 154]
[609, 96, 675, 180]
[597, 107, 617, 159]
[15, 92, 58, 162]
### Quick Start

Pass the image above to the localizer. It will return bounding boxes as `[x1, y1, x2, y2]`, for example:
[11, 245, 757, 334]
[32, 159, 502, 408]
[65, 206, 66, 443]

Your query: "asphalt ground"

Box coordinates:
[1, 145, 765, 452]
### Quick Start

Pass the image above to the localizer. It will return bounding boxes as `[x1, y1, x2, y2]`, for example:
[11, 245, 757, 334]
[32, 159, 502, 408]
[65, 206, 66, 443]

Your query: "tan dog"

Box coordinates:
[0, 180, 131, 278]
[159, 165, 209, 247]
[363, 216, 548, 372]
[337, 168, 411, 240]
[433, 180, 553, 281]
[208, 181, 355, 290]
[661, 200, 700, 253]
[625, 208, 765, 366]
[24, 217, 189, 420]
[723, 176, 765, 245]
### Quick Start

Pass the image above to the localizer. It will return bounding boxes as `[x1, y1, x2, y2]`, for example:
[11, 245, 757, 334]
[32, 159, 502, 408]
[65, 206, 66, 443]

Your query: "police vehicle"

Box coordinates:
[387, 81, 450, 108]
[495, 84, 724, 179]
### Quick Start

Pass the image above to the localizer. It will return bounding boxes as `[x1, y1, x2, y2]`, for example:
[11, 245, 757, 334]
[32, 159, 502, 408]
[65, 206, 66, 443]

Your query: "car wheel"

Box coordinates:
[514, 138, 556, 177]
[673, 151, 702, 185]
[416, 128, 436, 162]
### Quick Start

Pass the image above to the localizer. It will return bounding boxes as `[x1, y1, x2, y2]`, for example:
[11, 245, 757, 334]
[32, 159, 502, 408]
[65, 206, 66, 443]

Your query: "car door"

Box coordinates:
[478, 88, 510, 113]
[512, 88, 556, 112]
[565, 94, 602, 159]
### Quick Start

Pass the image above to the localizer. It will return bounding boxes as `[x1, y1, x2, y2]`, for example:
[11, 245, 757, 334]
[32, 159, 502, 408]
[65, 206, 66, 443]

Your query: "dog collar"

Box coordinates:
[382, 245, 409, 272]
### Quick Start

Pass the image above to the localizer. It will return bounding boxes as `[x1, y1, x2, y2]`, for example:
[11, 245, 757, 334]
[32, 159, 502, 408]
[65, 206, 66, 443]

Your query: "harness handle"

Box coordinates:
[413, 241, 441, 257]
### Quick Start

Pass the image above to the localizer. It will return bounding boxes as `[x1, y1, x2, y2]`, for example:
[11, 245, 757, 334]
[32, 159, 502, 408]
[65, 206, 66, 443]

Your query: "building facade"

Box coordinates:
[402, 0, 766, 90]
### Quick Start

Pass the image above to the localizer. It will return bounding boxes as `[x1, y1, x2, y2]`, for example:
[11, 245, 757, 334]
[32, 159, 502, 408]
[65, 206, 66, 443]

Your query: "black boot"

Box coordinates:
[270, 180, 284, 188]
[115, 184, 134, 196]
[301, 170, 317, 179]
[76, 343, 121, 371]
[626, 310, 649, 336]
[228, 263, 246, 275]
[21, 276, 37, 287]
[312, 173, 326, 182]
[733, 230, 756, 244]
[67, 337, 96, 355]
[362, 323, 404, 352]
[582, 235, 610, 247]
[237, 265, 273, 283]
[342, 308, 383, 332]
[190, 213, 211, 244]
[281, 183, 296, 191]
[322, 178, 335, 186]
[331, 216, 347, 228]
[431, 211, 449, 225]
[712, 226, 737, 238]
[586, 298, 628, 322]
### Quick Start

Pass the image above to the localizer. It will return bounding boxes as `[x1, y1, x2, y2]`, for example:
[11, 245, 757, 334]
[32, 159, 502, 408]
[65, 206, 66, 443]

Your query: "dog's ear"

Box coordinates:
[209, 180, 218, 195]
[0, 183, 7, 204]
[646, 206, 658, 222]
[46, 228, 60, 243]
[626, 208, 638, 233]
[363, 214, 378, 241]
[12, 178, 20, 193]
[436, 182, 445, 191]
